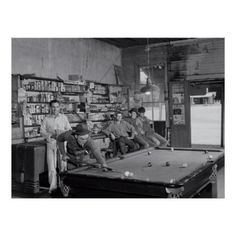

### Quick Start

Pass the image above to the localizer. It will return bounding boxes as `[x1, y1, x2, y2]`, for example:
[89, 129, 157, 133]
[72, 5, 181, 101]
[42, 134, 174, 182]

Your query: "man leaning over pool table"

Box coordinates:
[57, 123, 109, 171]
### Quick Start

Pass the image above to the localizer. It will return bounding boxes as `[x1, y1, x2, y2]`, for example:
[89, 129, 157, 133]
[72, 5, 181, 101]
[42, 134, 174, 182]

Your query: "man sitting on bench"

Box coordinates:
[103, 111, 138, 155]
[57, 123, 109, 171]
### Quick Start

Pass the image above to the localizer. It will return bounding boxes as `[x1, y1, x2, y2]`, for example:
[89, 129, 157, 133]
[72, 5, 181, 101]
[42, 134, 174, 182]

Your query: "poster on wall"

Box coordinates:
[173, 104, 185, 125]
[172, 92, 184, 104]
[172, 83, 185, 125]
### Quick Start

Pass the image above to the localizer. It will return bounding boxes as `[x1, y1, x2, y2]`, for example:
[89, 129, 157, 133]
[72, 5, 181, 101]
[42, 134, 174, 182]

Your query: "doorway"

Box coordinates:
[189, 80, 224, 148]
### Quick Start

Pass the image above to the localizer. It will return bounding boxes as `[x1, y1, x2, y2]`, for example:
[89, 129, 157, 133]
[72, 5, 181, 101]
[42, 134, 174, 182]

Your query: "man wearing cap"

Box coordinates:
[57, 123, 109, 170]
[124, 108, 151, 149]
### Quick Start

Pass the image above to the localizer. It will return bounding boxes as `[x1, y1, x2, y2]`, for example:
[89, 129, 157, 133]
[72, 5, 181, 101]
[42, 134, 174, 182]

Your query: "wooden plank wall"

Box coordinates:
[168, 38, 224, 81]
[122, 38, 224, 87]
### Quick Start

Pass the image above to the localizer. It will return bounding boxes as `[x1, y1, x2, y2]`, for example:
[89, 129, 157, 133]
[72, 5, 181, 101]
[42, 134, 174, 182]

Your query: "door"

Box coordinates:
[189, 80, 224, 148]
[169, 81, 191, 147]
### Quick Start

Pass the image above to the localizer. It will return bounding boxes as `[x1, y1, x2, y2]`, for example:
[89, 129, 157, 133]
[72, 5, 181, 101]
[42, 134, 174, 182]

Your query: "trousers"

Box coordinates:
[116, 136, 137, 154]
[46, 140, 58, 191]
[146, 132, 168, 146]
[133, 135, 149, 149]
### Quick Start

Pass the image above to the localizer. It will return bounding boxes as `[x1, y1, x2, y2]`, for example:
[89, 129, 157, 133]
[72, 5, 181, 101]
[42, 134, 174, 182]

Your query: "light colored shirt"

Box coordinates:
[103, 120, 136, 138]
[124, 117, 143, 135]
[40, 113, 71, 142]
[137, 116, 154, 135]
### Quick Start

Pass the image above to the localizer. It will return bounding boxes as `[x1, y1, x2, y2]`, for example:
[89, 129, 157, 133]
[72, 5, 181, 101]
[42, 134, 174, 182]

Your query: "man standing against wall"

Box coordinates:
[40, 100, 71, 194]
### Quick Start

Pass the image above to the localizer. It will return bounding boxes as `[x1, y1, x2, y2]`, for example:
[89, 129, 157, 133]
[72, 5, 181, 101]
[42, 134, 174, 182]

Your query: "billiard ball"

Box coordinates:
[146, 178, 150, 182]
[148, 151, 151, 155]
[124, 171, 130, 177]
[147, 162, 152, 167]
[208, 155, 213, 159]
[129, 172, 134, 177]
[165, 161, 170, 166]
[207, 155, 213, 162]
[170, 178, 175, 183]
[182, 163, 188, 168]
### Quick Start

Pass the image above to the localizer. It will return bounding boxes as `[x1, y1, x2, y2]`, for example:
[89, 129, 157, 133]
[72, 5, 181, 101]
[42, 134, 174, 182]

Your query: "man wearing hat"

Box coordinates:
[57, 123, 109, 170]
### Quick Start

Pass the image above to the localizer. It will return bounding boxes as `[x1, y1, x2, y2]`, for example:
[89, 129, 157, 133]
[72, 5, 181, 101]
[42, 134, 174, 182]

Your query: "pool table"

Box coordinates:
[61, 147, 224, 198]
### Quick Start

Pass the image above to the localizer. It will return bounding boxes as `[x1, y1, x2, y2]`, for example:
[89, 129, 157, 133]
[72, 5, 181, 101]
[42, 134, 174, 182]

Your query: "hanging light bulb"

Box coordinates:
[140, 38, 159, 94]
[140, 77, 159, 94]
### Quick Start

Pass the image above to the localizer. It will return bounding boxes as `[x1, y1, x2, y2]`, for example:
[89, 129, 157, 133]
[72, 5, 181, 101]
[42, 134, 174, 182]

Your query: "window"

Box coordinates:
[137, 65, 166, 121]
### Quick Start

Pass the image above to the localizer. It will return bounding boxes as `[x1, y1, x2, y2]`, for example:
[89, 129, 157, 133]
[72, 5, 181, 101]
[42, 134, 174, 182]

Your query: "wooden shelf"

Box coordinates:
[25, 136, 42, 139]
[90, 110, 116, 113]
[27, 101, 50, 104]
[62, 92, 85, 95]
[21, 75, 63, 82]
[90, 102, 110, 104]
[24, 124, 41, 127]
[61, 101, 79, 103]
[92, 93, 109, 96]
[26, 89, 59, 93]
[90, 102, 122, 104]
[69, 121, 83, 124]
[31, 113, 49, 115]
[90, 120, 110, 122]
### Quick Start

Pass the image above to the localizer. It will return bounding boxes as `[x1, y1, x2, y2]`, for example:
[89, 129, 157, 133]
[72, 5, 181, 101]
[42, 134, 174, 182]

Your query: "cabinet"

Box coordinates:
[86, 81, 129, 134]
[60, 80, 87, 128]
[19, 75, 64, 142]
[12, 75, 129, 148]
[12, 75, 88, 142]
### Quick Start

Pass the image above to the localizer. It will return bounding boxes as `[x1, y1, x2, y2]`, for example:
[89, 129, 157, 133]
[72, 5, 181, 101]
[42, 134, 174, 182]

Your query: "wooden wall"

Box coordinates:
[168, 38, 224, 81]
[122, 38, 224, 89]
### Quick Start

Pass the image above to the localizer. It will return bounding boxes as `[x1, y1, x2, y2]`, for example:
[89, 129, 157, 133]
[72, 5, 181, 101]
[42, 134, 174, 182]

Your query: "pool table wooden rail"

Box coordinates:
[61, 147, 224, 198]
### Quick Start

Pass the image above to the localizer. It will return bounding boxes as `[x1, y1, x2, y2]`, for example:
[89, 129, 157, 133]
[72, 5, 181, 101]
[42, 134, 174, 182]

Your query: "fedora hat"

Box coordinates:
[73, 124, 90, 135]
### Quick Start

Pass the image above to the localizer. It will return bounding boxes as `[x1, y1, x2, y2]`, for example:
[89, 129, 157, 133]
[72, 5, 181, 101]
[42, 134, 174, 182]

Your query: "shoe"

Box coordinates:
[49, 188, 59, 197]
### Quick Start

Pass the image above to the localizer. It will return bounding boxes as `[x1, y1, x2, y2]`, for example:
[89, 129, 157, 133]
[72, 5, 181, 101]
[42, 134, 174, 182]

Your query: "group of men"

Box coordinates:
[103, 108, 168, 155]
[40, 100, 168, 195]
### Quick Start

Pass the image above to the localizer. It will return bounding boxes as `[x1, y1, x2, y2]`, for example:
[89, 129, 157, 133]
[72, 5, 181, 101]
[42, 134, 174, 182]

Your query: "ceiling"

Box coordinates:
[96, 38, 190, 48]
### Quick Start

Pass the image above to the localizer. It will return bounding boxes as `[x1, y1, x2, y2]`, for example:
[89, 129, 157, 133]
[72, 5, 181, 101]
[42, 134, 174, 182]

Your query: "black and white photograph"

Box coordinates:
[1, 1, 235, 236]
[11, 37, 225, 198]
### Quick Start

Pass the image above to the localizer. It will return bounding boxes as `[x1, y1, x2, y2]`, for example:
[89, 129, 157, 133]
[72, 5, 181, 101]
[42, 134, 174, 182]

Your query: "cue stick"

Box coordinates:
[67, 157, 124, 174]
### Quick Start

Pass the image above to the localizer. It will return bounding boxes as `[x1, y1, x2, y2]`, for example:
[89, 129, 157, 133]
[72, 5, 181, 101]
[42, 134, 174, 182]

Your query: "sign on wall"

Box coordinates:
[172, 83, 185, 125]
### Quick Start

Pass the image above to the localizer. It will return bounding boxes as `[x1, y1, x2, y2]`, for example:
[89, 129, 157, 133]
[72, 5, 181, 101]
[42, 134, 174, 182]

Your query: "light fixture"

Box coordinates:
[140, 77, 159, 94]
[140, 38, 159, 94]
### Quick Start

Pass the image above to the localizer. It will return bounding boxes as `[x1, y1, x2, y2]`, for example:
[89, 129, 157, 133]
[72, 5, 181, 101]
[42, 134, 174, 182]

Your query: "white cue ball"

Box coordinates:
[148, 151, 151, 155]
[124, 171, 130, 177]
[208, 155, 213, 159]
[129, 172, 134, 177]
[182, 163, 188, 168]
